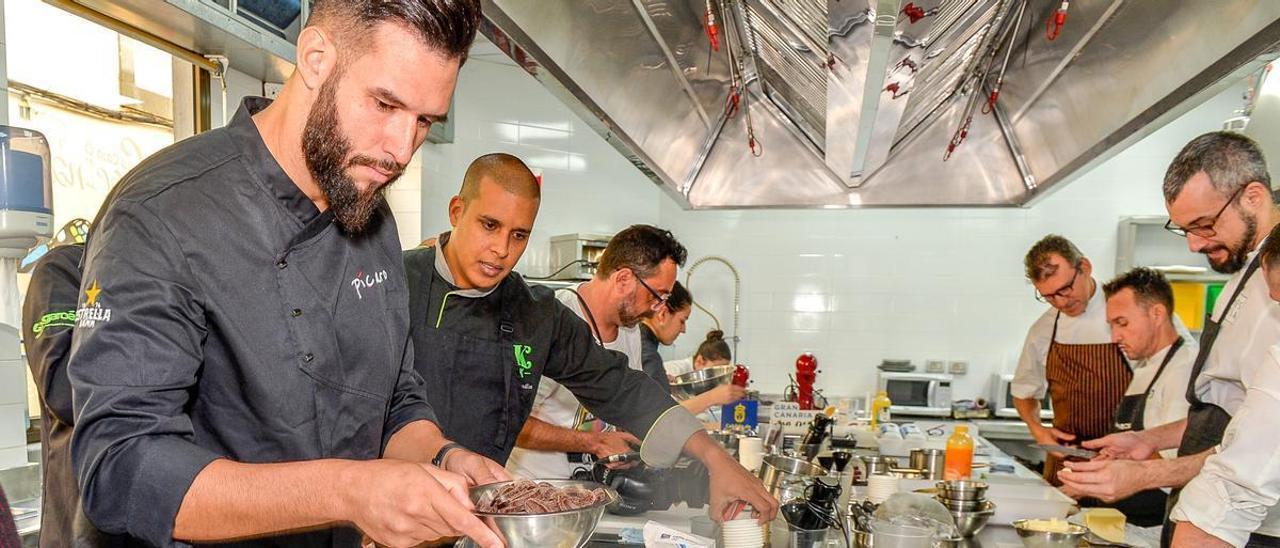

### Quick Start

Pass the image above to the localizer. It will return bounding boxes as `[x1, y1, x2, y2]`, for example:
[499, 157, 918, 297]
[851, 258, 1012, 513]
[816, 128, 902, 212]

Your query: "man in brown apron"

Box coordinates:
[1070, 132, 1280, 547]
[1012, 235, 1131, 484]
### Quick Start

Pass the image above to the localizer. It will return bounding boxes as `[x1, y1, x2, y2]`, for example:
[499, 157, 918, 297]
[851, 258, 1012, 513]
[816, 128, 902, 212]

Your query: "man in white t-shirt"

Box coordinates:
[1058, 267, 1194, 526]
[507, 225, 687, 480]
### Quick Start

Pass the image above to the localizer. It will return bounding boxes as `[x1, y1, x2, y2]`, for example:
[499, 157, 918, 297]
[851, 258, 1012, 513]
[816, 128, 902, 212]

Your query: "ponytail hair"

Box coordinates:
[695, 330, 731, 362]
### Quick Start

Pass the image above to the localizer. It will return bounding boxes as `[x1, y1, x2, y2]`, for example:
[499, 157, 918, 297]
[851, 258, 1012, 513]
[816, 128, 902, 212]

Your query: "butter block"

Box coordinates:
[1084, 508, 1127, 543]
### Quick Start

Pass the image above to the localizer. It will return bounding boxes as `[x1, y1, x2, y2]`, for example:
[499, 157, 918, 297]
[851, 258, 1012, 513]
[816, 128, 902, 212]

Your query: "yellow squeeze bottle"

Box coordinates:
[870, 391, 893, 428]
[944, 425, 974, 480]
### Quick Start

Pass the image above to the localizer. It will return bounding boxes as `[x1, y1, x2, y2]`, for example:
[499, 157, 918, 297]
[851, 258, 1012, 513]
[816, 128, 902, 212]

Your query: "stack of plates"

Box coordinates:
[721, 518, 765, 548]
[866, 474, 901, 504]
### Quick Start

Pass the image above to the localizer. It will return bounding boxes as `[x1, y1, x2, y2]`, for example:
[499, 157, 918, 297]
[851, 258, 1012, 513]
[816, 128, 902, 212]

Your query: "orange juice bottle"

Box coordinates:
[944, 425, 974, 480]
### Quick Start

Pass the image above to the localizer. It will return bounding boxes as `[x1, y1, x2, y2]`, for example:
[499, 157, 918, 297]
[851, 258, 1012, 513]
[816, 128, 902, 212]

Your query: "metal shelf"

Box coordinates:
[1115, 216, 1218, 277]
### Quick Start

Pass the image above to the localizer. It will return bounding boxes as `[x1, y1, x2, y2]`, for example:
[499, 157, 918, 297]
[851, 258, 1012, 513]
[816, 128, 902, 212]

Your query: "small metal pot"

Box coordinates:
[859, 455, 899, 477]
[909, 448, 946, 480]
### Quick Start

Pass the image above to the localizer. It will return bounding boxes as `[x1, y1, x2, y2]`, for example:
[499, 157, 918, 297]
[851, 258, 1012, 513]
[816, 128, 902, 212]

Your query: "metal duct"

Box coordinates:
[480, 0, 1280, 207]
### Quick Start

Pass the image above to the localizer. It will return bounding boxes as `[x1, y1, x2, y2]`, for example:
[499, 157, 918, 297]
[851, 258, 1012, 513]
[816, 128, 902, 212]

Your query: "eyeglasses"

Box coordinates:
[630, 269, 671, 311]
[1034, 267, 1080, 303]
[1165, 185, 1247, 238]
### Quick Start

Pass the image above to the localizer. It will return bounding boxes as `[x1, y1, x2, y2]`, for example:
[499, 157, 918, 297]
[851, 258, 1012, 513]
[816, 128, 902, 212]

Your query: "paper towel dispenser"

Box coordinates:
[0, 126, 52, 258]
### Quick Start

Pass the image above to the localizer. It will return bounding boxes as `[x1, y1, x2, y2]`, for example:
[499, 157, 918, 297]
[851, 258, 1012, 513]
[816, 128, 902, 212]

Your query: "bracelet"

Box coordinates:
[432, 442, 466, 468]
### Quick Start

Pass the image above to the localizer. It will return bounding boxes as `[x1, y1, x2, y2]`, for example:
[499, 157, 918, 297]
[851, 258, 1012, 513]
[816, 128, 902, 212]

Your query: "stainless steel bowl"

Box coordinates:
[670, 365, 735, 400]
[1012, 519, 1088, 548]
[758, 454, 828, 502]
[936, 480, 988, 501]
[464, 480, 619, 548]
[936, 496, 985, 512]
[759, 454, 828, 486]
[949, 500, 996, 537]
[775, 479, 810, 504]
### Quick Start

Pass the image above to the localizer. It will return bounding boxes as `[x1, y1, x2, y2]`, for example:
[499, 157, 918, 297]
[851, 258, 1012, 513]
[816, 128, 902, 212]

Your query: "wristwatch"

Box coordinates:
[432, 442, 466, 468]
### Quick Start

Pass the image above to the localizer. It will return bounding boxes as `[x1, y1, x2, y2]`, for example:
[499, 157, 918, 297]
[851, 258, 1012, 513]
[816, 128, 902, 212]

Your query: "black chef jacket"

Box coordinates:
[404, 238, 700, 466]
[638, 324, 673, 393]
[68, 97, 435, 548]
[22, 243, 93, 547]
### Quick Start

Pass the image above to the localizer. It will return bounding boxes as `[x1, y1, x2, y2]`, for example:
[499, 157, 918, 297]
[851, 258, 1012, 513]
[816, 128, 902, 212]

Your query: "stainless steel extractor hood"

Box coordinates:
[479, 0, 1280, 208]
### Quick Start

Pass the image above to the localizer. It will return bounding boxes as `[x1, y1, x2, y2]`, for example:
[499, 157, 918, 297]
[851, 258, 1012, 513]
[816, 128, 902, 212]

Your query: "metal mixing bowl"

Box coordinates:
[759, 454, 828, 488]
[463, 480, 619, 548]
[937, 496, 985, 512]
[1012, 519, 1088, 548]
[671, 365, 735, 400]
[949, 500, 996, 537]
[936, 480, 988, 501]
[758, 454, 828, 503]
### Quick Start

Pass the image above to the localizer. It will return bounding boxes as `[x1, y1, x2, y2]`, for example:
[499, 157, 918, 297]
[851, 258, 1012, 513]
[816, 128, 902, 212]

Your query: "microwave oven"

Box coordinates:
[877, 372, 953, 417]
[991, 373, 1054, 420]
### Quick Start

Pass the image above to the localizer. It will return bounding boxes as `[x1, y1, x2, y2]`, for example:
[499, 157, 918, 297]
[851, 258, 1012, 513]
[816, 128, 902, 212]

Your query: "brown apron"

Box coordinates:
[1042, 311, 1132, 484]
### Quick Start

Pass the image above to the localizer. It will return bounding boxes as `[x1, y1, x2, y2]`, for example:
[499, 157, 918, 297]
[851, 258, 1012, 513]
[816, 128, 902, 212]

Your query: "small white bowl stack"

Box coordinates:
[866, 474, 901, 504]
[720, 517, 765, 548]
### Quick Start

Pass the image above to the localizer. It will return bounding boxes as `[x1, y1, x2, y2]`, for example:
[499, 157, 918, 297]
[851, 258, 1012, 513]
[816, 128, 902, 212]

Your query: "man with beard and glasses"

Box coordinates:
[505, 225, 695, 480]
[1069, 132, 1280, 547]
[403, 155, 777, 523]
[66, 1, 508, 547]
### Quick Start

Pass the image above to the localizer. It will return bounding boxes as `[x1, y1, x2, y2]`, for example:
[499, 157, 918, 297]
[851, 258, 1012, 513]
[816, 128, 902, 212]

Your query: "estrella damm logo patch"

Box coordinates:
[513, 344, 534, 379]
[78, 280, 112, 328]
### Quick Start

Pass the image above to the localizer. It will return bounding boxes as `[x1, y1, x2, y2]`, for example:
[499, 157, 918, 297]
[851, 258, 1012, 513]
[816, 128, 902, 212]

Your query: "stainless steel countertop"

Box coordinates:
[592, 431, 1059, 546]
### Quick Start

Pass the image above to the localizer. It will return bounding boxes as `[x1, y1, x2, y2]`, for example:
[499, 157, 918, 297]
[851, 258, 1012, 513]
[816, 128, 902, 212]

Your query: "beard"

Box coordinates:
[617, 299, 651, 328]
[1203, 210, 1258, 274]
[302, 71, 404, 234]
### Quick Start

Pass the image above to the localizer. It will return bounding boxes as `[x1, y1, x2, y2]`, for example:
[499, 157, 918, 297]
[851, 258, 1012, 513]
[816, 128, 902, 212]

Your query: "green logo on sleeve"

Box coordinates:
[32, 310, 77, 337]
[513, 344, 534, 378]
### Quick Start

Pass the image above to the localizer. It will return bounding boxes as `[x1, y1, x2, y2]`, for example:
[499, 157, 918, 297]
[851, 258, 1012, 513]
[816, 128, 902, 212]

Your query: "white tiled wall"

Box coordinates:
[0, 325, 25, 469]
[420, 39, 1248, 404]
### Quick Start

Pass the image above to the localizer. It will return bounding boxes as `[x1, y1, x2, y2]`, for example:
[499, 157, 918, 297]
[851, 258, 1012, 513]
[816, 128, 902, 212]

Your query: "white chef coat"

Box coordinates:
[664, 357, 694, 378]
[1124, 337, 1195, 460]
[1012, 282, 1191, 400]
[1170, 246, 1280, 546]
[505, 284, 644, 480]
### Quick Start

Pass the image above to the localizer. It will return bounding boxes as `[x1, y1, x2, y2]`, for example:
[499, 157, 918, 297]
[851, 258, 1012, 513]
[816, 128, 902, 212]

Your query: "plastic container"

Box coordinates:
[869, 520, 933, 548]
[788, 526, 829, 548]
[877, 423, 904, 440]
[871, 391, 893, 428]
[944, 426, 974, 481]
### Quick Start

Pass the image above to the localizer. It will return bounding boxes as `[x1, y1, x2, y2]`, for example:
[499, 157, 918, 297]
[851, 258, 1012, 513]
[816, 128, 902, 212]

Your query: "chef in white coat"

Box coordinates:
[1069, 132, 1280, 547]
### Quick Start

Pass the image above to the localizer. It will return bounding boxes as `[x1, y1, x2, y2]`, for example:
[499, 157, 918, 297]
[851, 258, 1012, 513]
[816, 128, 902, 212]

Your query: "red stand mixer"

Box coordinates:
[794, 353, 818, 410]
